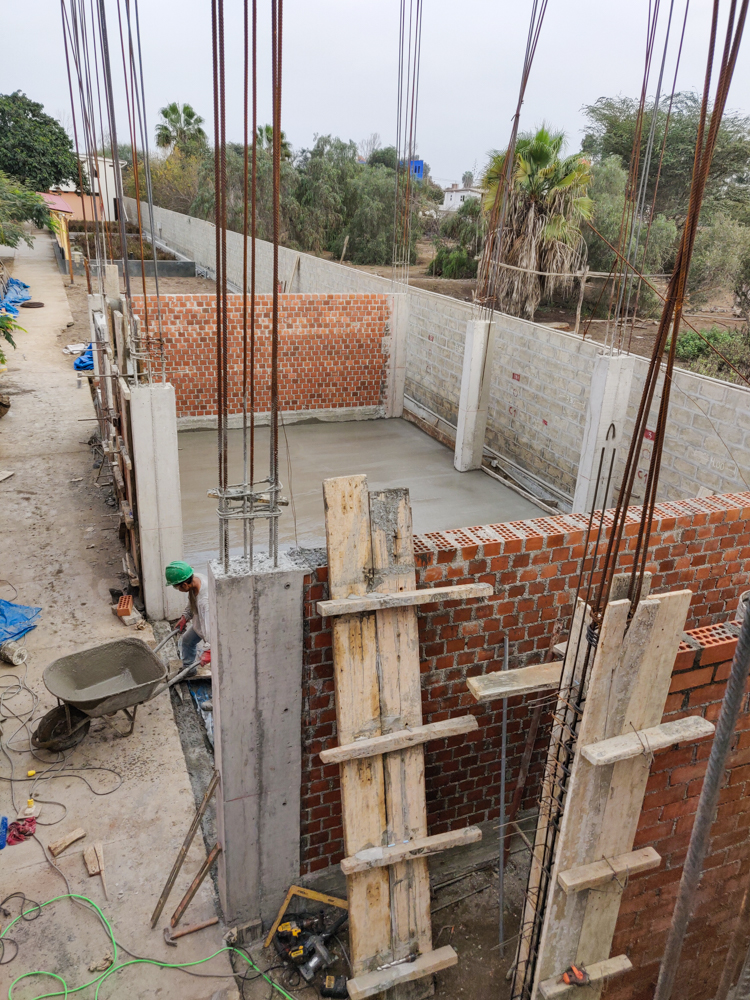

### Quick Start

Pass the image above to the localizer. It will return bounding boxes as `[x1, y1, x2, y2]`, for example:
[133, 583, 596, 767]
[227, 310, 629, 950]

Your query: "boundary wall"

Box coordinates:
[126, 198, 750, 505]
[130, 292, 392, 425]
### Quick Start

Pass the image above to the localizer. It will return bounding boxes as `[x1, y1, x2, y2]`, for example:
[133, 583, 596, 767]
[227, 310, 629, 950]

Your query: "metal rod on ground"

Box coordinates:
[654, 609, 750, 1000]
[150, 771, 220, 927]
[499, 634, 508, 957]
[170, 842, 222, 927]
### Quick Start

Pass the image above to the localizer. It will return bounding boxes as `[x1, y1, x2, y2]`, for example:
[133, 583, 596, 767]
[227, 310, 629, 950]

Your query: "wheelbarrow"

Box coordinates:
[32, 632, 184, 752]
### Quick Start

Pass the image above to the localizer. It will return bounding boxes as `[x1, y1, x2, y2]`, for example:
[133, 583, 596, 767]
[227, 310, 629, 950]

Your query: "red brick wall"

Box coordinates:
[605, 625, 747, 1000]
[300, 490, 750, 875]
[131, 293, 390, 418]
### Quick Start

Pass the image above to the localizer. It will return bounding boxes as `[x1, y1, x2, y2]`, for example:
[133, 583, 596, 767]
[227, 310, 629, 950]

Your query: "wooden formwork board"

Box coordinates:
[529, 589, 695, 998]
[323, 476, 471, 998]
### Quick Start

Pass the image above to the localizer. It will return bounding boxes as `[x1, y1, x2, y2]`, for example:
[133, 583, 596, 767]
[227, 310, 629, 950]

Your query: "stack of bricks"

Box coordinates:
[130, 293, 390, 418]
[300, 490, 750, 880]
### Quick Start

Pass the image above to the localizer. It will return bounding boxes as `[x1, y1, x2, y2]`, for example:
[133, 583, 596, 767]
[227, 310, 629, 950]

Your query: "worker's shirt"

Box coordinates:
[187, 573, 211, 643]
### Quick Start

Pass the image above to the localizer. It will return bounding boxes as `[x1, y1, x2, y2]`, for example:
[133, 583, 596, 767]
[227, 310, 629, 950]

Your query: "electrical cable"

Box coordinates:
[1, 893, 301, 1000]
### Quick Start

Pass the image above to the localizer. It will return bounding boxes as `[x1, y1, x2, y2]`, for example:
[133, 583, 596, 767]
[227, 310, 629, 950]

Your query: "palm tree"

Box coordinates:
[155, 103, 207, 156]
[478, 126, 592, 319]
[256, 124, 292, 161]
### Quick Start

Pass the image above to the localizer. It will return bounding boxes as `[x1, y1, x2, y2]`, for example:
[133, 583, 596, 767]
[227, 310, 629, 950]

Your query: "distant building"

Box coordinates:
[51, 155, 127, 223]
[441, 183, 482, 213]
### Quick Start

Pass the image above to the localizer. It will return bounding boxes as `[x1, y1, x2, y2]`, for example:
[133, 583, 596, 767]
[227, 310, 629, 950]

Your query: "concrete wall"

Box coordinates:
[125, 198, 750, 505]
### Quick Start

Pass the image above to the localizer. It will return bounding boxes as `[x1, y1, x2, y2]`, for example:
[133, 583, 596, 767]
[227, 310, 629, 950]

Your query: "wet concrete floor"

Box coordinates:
[179, 417, 540, 568]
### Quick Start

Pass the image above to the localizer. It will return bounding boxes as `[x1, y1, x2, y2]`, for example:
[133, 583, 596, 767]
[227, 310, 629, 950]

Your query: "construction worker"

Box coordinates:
[164, 561, 211, 675]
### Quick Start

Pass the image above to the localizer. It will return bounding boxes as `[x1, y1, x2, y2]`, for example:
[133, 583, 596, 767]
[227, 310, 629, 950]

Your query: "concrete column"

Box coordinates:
[104, 263, 120, 304]
[208, 551, 307, 930]
[384, 292, 408, 418]
[572, 352, 635, 513]
[454, 319, 496, 472]
[129, 383, 184, 619]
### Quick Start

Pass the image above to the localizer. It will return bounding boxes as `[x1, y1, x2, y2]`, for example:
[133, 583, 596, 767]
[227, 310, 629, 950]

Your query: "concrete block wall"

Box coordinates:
[126, 198, 750, 504]
[299, 490, 750, 875]
[622, 359, 750, 503]
[130, 292, 390, 422]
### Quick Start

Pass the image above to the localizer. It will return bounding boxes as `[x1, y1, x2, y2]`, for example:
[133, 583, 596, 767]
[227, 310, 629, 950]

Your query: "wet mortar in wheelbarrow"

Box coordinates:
[32, 637, 167, 751]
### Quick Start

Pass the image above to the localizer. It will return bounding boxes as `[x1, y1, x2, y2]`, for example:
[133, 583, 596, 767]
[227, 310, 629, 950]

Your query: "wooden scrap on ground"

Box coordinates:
[48, 827, 86, 857]
[83, 842, 108, 899]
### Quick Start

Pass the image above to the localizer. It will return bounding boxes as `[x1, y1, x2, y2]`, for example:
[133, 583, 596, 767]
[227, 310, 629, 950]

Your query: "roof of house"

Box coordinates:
[40, 192, 74, 214]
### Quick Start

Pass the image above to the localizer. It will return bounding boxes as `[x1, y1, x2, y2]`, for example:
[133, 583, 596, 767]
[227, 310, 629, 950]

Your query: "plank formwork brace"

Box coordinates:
[525, 589, 710, 999]
[322, 476, 487, 999]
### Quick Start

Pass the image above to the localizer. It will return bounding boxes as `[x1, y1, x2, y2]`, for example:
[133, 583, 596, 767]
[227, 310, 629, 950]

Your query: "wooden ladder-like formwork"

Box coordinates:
[319, 475, 492, 1000]
[470, 583, 715, 999]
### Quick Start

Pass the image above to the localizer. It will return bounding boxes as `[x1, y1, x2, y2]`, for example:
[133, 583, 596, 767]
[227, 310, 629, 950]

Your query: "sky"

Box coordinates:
[2, 0, 749, 186]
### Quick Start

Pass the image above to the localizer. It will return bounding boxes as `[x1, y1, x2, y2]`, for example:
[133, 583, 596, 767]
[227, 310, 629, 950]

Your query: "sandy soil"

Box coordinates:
[0, 233, 237, 999]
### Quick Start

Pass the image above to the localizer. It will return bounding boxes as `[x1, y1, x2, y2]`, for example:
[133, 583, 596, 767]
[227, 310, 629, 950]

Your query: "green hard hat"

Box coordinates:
[165, 561, 194, 586]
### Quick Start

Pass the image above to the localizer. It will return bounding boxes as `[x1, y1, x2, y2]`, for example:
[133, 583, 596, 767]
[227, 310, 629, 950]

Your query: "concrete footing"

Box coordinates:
[454, 319, 496, 472]
[129, 382, 184, 619]
[572, 352, 634, 513]
[208, 551, 308, 928]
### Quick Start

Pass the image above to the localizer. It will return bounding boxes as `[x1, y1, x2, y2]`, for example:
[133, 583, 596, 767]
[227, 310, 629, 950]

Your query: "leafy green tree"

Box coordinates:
[581, 93, 750, 224]
[329, 164, 400, 265]
[124, 149, 201, 216]
[481, 126, 593, 318]
[155, 103, 207, 156]
[293, 136, 360, 253]
[584, 156, 676, 274]
[462, 170, 474, 188]
[368, 146, 398, 170]
[688, 211, 750, 306]
[0, 314, 25, 366]
[0, 171, 50, 247]
[0, 92, 78, 190]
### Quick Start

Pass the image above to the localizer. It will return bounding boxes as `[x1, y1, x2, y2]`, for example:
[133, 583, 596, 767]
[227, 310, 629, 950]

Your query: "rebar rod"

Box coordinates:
[499, 635, 508, 957]
[654, 608, 750, 1000]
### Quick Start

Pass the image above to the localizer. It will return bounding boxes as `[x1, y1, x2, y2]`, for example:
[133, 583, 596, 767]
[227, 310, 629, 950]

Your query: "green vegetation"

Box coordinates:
[0, 170, 50, 248]
[428, 197, 482, 278]
[0, 314, 24, 366]
[481, 126, 592, 318]
[0, 92, 78, 190]
[669, 325, 750, 385]
[155, 103, 207, 157]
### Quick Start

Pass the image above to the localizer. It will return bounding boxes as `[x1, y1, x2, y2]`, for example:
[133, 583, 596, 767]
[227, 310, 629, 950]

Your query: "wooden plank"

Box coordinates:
[581, 716, 715, 766]
[323, 476, 390, 974]
[369, 487, 432, 975]
[538, 955, 632, 999]
[558, 847, 661, 894]
[48, 827, 86, 857]
[341, 826, 482, 875]
[320, 716, 478, 764]
[521, 596, 629, 996]
[347, 946, 458, 1000]
[317, 582, 492, 617]
[529, 590, 692, 998]
[467, 662, 563, 702]
[575, 591, 693, 977]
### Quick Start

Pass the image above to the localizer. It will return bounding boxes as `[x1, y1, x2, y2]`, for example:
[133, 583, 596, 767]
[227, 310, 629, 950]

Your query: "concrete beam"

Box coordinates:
[454, 319, 496, 472]
[129, 383, 184, 619]
[572, 352, 634, 513]
[384, 293, 408, 418]
[209, 551, 308, 929]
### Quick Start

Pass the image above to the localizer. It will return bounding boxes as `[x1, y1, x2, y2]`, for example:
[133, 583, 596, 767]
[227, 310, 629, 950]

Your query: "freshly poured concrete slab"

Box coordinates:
[178, 417, 541, 567]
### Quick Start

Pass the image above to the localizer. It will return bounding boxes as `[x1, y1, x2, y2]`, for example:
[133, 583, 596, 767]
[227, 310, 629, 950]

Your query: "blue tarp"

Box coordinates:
[0, 277, 31, 317]
[0, 599, 41, 643]
[73, 344, 95, 371]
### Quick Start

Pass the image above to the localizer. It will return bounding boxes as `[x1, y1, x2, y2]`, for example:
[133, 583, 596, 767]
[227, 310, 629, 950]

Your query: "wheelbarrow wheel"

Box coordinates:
[32, 706, 91, 751]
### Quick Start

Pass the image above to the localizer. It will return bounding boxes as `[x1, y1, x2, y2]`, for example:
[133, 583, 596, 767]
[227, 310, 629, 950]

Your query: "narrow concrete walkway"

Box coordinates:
[0, 234, 236, 998]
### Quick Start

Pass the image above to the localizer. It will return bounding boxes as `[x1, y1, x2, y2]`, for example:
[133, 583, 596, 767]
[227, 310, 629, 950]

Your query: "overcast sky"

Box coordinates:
[2, 0, 749, 185]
